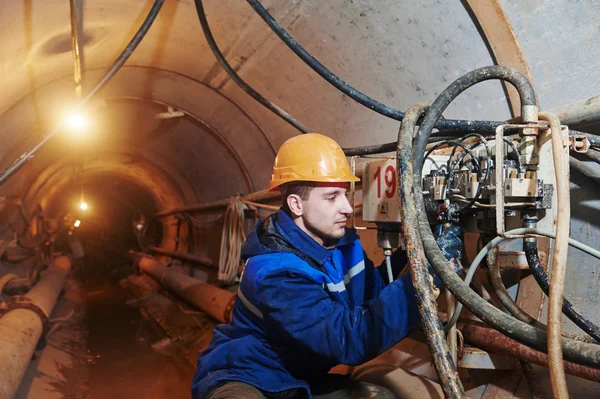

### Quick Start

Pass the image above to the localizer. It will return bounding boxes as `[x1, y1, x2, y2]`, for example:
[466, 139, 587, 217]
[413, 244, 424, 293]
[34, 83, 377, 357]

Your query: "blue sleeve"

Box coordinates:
[249, 269, 421, 366]
[365, 249, 409, 300]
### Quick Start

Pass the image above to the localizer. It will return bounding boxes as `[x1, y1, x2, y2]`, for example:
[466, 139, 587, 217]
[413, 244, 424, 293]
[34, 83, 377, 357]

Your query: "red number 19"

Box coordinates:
[373, 165, 396, 199]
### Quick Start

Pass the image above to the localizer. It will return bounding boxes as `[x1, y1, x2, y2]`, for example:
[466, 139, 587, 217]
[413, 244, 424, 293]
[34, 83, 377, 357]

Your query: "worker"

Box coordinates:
[192, 133, 459, 398]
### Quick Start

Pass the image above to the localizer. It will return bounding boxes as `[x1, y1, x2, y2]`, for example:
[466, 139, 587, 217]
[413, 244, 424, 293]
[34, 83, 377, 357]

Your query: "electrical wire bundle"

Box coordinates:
[217, 196, 246, 286]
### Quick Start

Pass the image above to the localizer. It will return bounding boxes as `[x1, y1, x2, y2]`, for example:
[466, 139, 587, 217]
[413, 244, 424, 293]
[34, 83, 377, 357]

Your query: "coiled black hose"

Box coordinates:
[523, 238, 600, 343]
[194, 0, 310, 134]
[412, 65, 600, 368]
[397, 104, 465, 398]
[0, 0, 166, 186]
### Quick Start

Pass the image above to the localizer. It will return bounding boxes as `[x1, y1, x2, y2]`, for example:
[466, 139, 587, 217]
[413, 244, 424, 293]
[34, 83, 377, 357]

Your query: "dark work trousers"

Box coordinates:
[205, 375, 396, 399]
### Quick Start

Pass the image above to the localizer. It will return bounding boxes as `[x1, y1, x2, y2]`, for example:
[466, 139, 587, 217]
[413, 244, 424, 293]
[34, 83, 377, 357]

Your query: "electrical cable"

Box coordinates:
[245, 0, 515, 134]
[397, 103, 465, 398]
[424, 141, 480, 170]
[413, 65, 600, 368]
[503, 137, 523, 173]
[443, 139, 492, 213]
[0, 0, 165, 186]
[194, 0, 310, 134]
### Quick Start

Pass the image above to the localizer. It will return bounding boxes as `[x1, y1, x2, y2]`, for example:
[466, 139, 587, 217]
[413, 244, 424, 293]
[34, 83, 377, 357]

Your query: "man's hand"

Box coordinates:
[429, 224, 464, 287]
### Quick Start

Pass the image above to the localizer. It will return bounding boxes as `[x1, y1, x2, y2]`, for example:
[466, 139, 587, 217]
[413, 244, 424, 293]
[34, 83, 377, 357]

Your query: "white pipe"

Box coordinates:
[0, 256, 71, 399]
[539, 112, 570, 399]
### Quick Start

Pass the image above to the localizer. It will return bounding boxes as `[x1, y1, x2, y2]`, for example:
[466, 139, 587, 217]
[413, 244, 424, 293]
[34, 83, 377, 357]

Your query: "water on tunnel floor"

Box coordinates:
[83, 279, 193, 399]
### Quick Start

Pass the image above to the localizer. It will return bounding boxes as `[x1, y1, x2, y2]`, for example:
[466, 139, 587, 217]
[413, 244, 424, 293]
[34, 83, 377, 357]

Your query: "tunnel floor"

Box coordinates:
[83, 279, 193, 399]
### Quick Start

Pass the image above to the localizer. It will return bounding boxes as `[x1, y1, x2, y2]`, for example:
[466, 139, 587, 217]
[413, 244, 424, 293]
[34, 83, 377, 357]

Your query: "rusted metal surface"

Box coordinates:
[462, 0, 536, 116]
[459, 321, 600, 383]
[138, 255, 234, 323]
[516, 237, 549, 321]
[149, 246, 217, 269]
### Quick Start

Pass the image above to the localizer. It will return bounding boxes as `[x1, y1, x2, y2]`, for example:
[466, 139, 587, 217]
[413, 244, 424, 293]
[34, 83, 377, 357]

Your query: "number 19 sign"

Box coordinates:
[362, 159, 402, 223]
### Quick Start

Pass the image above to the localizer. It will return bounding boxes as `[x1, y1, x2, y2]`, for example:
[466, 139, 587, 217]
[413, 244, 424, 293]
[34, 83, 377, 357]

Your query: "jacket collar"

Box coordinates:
[274, 209, 359, 266]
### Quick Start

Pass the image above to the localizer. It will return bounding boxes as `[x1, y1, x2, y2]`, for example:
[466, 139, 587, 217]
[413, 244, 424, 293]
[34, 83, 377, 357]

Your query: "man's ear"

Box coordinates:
[286, 194, 304, 217]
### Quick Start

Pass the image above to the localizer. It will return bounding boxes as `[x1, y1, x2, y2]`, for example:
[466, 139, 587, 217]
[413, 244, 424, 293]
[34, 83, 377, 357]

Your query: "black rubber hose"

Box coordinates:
[524, 239, 600, 343]
[194, 0, 310, 134]
[412, 65, 600, 368]
[397, 104, 465, 398]
[0, 0, 165, 186]
[245, 0, 519, 134]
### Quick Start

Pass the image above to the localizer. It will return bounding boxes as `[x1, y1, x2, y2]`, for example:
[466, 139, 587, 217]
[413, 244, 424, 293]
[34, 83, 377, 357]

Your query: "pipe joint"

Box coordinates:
[0, 296, 50, 335]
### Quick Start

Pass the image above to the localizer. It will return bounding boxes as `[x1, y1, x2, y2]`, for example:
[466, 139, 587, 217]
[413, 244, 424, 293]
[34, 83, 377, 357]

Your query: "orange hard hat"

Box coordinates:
[270, 133, 360, 190]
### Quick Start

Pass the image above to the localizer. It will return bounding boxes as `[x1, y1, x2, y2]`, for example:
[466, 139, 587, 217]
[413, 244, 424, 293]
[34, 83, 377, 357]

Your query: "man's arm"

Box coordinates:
[364, 248, 408, 300]
[244, 268, 421, 366]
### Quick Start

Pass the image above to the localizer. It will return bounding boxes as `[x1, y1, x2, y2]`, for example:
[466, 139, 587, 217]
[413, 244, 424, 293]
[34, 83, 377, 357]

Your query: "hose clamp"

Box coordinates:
[0, 296, 49, 335]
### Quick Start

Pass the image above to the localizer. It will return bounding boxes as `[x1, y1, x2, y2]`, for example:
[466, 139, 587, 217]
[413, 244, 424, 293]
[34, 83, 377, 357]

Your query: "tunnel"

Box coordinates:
[1, 1, 600, 398]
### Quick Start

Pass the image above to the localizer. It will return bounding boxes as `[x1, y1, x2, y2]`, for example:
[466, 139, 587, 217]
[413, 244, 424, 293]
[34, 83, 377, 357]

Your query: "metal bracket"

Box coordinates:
[569, 135, 591, 153]
[0, 296, 49, 335]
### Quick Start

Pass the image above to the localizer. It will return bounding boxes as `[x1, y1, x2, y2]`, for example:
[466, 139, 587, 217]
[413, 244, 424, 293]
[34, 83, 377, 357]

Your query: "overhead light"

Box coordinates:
[67, 112, 87, 130]
[74, 220, 81, 227]
[79, 202, 88, 211]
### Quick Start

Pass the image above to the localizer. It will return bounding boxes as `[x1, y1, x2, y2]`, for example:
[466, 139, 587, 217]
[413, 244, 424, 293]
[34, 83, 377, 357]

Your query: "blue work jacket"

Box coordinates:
[192, 210, 421, 398]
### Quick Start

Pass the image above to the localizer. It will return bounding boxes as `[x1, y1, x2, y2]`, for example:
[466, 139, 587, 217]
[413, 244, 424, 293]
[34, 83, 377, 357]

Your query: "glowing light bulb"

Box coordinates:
[67, 113, 87, 130]
[74, 220, 81, 227]
[80, 202, 88, 211]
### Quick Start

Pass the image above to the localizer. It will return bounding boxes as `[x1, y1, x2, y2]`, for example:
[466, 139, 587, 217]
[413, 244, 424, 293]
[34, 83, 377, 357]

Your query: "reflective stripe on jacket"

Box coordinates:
[192, 210, 420, 398]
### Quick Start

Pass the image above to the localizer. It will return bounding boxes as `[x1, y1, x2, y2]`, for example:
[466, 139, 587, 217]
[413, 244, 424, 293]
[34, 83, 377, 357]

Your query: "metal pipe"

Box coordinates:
[69, 0, 83, 97]
[458, 321, 600, 383]
[548, 96, 600, 128]
[138, 256, 235, 323]
[0, 256, 71, 399]
[570, 156, 600, 187]
[148, 246, 217, 269]
[155, 189, 281, 217]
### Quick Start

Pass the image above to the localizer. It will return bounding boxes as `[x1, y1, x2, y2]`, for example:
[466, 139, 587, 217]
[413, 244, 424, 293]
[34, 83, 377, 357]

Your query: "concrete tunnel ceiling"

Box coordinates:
[0, 0, 598, 216]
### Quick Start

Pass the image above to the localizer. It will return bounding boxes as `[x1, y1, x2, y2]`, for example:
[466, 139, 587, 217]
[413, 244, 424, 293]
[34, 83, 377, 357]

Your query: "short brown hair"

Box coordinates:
[280, 182, 315, 212]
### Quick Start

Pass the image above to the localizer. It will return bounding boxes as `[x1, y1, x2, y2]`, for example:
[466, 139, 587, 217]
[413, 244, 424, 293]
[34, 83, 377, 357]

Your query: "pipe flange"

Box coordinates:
[0, 296, 49, 335]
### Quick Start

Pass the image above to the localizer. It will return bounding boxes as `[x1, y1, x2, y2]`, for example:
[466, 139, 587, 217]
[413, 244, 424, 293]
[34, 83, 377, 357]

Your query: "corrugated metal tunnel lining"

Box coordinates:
[0, 0, 599, 398]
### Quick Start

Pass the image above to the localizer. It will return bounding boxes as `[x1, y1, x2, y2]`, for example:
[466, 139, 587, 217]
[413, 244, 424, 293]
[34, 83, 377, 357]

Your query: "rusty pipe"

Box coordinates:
[148, 246, 217, 269]
[0, 256, 71, 399]
[458, 321, 600, 383]
[138, 256, 235, 323]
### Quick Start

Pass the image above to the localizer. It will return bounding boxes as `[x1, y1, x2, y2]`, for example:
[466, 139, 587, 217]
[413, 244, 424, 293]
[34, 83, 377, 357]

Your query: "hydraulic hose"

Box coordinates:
[397, 104, 465, 398]
[445, 227, 600, 334]
[194, 0, 310, 134]
[0, 0, 165, 186]
[539, 111, 570, 399]
[524, 239, 600, 343]
[412, 66, 600, 368]
[488, 249, 546, 329]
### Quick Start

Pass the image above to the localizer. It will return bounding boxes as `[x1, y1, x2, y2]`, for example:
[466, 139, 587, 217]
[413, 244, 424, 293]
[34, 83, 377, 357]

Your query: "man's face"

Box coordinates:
[298, 183, 353, 246]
